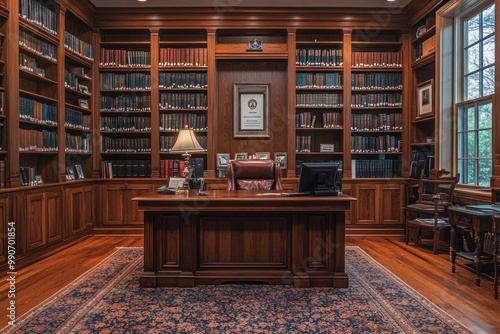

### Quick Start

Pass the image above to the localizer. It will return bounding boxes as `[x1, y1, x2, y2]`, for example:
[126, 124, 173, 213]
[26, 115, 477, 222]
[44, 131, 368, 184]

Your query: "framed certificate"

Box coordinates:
[233, 83, 270, 138]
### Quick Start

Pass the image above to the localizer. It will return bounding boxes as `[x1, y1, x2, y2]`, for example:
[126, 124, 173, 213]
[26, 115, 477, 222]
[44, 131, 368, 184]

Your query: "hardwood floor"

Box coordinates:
[1, 235, 499, 332]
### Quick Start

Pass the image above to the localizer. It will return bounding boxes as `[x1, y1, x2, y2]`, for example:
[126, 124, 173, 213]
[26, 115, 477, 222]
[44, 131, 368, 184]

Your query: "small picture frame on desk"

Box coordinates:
[320, 144, 335, 152]
[235, 153, 247, 160]
[216, 153, 230, 169]
[416, 79, 433, 118]
[274, 152, 287, 169]
[255, 152, 270, 159]
[168, 177, 185, 189]
[218, 169, 227, 178]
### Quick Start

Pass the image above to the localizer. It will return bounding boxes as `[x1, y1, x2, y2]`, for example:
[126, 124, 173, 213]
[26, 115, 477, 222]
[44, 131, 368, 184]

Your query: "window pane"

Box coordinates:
[478, 102, 492, 129]
[466, 14, 480, 46]
[466, 132, 475, 158]
[465, 72, 480, 100]
[483, 65, 495, 96]
[466, 160, 476, 184]
[483, 35, 495, 66]
[478, 159, 492, 186]
[483, 4, 495, 36]
[478, 130, 492, 158]
[466, 106, 476, 130]
[458, 133, 466, 157]
[465, 44, 480, 74]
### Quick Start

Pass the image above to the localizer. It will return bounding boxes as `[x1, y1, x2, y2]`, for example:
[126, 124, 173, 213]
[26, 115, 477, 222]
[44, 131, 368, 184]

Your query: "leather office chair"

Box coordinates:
[405, 169, 459, 254]
[226, 159, 283, 191]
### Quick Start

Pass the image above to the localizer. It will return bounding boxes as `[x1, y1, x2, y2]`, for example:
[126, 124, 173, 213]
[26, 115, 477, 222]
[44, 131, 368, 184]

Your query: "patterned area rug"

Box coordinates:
[4, 247, 473, 333]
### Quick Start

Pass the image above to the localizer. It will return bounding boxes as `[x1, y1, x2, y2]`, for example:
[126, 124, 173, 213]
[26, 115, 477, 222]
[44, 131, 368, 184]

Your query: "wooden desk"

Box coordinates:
[133, 190, 355, 288]
[448, 205, 493, 286]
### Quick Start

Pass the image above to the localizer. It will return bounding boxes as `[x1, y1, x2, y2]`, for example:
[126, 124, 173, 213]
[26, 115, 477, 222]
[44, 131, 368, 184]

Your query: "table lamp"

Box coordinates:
[170, 125, 205, 193]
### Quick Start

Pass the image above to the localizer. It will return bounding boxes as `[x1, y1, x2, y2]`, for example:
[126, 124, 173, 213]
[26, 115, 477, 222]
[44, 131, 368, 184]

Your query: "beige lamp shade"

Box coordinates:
[171, 125, 204, 152]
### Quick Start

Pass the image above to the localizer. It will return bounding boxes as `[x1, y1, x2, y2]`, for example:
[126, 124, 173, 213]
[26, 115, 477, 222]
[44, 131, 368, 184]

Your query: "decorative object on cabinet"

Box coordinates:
[274, 152, 287, 169]
[233, 83, 270, 138]
[216, 153, 230, 170]
[405, 169, 459, 254]
[235, 153, 247, 160]
[416, 79, 433, 118]
[247, 39, 263, 51]
[255, 152, 270, 159]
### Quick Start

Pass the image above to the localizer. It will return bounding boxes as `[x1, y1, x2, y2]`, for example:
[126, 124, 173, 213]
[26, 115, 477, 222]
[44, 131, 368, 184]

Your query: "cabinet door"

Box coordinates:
[355, 184, 378, 225]
[26, 193, 45, 251]
[127, 184, 155, 225]
[379, 184, 404, 225]
[67, 187, 84, 235]
[101, 184, 126, 225]
[45, 190, 63, 244]
[82, 185, 95, 229]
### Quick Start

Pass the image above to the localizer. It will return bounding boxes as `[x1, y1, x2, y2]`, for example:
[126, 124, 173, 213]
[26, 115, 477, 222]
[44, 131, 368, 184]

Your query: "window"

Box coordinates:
[456, 3, 494, 186]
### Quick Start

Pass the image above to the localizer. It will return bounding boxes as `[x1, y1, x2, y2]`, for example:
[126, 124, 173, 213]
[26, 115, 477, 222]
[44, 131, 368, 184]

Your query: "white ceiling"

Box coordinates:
[89, 0, 412, 8]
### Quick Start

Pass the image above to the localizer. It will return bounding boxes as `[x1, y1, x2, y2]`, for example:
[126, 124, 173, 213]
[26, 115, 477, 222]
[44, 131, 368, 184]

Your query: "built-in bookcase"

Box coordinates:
[98, 29, 152, 178]
[18, 0, 60, 185]
[64, 10, 94, 180]
[294, 29, 344, 175]
[158, 29, 207, 179]
[0, 3, 7, 187]
[349, 29, 404, 178]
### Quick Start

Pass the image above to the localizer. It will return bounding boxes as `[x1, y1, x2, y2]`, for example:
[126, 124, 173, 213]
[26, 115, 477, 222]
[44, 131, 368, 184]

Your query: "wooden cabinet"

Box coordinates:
[346, 180, 405, 235]
[25, 189, 63, 252]
[0, 196, 9, 263]
[98, 181, 156, 231]
[65, 184, 94, 235]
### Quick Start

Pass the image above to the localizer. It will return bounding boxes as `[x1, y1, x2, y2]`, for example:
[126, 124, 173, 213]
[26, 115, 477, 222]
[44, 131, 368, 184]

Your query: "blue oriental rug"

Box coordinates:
[4, 247, 473, 333]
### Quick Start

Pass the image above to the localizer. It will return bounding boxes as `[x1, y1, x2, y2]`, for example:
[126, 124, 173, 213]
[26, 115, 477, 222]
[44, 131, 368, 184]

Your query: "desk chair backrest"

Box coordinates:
[416, 169, 459, 208]
[227, 159, 283, 191]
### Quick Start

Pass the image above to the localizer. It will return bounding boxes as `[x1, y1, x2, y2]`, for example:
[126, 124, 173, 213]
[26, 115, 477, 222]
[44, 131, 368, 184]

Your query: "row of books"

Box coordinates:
[159, 72, 208, 89]
[296, 111, 343, 129]
[99, 49, 151, 67]
[295, 48, 343, 66]
[19, 166, 38, 186]
[64, 31, 94, 60]
[160, 135, 207, 152]
[100, 116, 151, 132]
[159, 157, 205, 179]
[159, 48, 208, 67]
[351, 159, 402, 178]
[65, 69, 80, 90]
[159, 113, 207, 132]
[100, 160, 152, 178]
[65, 133, 92, 153]
[351, 135, 402, 153]
[19, 0, 58, 36]
[19, 97, 58, 125]
[0, 124, 3, 149]
[100, 136, 152, 153]
[99, 73, 151, 91]
[100, 95, 151, 112]
[0, 92, 3, 113]
[19, 29, 57, 61]
[20, 52, 47, 78]
[351, 93, 402, 108]
[159, 92, 207, 109]
[19, 129, 58, 152]
[296, 72, 343, 89]
[351, 73, 403, 90]
[296, 93, 343, 107]
[65, 108, 91, 130]
[296, 135, 312, 152]
[351, 113, 403, 131]
[351, 52, 403, 67]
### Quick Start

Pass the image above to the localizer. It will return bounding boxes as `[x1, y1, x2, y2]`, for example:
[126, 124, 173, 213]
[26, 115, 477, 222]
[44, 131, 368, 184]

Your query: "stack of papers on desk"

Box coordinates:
[465, 204, 500, 212]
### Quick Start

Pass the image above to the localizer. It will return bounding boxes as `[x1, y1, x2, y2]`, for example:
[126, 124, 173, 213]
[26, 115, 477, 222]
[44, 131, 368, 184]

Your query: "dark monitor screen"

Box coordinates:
[298, 162, 342, 195]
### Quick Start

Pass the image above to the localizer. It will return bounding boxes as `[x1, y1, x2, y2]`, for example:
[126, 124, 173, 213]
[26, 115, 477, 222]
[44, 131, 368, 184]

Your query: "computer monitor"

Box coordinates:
[298, 162, 342, 195]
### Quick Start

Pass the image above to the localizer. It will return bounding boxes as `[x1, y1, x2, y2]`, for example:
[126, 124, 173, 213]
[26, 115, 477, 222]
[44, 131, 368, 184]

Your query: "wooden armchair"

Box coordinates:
[405, 169, 459, 254]
[226, 159, 283, 191]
